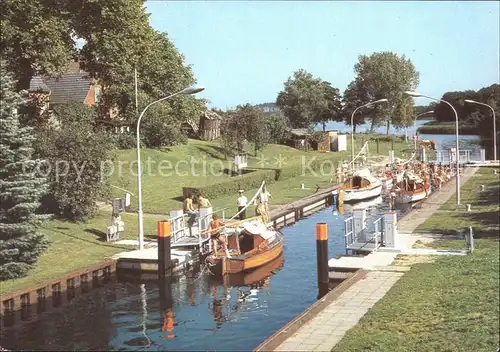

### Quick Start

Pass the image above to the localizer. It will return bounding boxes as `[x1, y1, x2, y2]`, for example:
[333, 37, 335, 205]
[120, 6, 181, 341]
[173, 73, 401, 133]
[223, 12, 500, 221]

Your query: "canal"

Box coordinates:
[1, 134, 482, 351]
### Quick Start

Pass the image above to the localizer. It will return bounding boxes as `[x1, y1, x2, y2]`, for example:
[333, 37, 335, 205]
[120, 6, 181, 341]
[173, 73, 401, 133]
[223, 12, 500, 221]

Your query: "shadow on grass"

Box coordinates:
[84, 228, 107, 241]
[44, 226, 128, 250]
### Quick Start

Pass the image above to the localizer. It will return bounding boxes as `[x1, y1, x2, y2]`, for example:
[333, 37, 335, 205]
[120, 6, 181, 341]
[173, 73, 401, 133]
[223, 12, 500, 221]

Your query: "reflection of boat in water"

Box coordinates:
[207, 254, 282, 328]
[341, 168, 383, 203]
[341, 195, 384, 212]
[206, 219, 284, 277]
[221, 253, 284, 287]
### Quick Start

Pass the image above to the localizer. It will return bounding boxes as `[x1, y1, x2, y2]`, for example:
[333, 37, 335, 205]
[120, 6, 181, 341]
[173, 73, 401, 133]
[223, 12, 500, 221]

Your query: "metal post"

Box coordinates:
[316, 223, 329, 299]
[157, 221, 171, 278]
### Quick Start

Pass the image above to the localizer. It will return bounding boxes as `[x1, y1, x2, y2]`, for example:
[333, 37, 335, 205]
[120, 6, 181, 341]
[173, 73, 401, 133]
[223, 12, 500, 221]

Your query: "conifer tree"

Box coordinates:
[0, 62, 50, 280]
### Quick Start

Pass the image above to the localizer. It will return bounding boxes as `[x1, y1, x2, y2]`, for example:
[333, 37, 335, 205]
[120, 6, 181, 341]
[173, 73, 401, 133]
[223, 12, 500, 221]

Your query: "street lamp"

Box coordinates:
[464, 99, 496, 162]
[350, 99, 388, 169]
[411, 110, 435, 150]
[405, 91, 460, 205]
[136, 84, 205, 250]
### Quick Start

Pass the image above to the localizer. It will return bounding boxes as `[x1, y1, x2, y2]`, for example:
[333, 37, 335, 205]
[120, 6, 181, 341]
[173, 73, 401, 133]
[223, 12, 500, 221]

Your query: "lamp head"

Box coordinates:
[428, 110, 435, 114]
[464, 99, 476, 104]
[404, 91, 421, 97]
[181, 84, 205, 95]
[374, 98, 388, 104]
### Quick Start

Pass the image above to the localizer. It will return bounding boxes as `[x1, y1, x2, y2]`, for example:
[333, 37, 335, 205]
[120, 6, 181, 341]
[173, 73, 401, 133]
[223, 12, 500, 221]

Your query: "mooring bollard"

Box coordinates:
[316, 223, 329, 299]
[480, 185, 485, 192]
[466, 204, 471, 212]
[301, 183, 305, 189]
[157, 220, 171, 278]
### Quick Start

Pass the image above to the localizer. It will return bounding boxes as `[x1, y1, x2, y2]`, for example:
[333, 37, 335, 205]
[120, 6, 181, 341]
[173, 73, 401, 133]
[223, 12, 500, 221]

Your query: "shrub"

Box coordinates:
[114, 132, 136, 149]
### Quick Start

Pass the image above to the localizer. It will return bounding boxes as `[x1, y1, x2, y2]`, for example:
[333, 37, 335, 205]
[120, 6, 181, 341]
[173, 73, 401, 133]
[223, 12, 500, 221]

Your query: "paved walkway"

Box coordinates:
[275, 270, 405, 351]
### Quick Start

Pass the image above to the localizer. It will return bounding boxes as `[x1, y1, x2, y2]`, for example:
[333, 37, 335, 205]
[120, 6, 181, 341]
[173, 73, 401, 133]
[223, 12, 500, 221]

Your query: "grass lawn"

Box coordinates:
[415, 167, 500, 237]
[332, 169, 500, 352]
[0, 212, 160, 294]
[110, 136, 411, 214]
[1, 134, 410, 295]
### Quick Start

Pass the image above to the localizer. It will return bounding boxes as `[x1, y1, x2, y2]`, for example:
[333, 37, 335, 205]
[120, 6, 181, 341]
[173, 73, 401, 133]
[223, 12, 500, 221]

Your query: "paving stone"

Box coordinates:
[296, 344, 320, 351]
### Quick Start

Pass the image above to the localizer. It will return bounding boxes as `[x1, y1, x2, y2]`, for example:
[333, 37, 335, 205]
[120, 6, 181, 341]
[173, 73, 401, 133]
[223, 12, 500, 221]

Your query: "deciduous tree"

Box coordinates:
[0, 0, 75, 90]
[350, 52, 419, 134]
[276, 69, 342, 129]
[36, 104, 114, 221]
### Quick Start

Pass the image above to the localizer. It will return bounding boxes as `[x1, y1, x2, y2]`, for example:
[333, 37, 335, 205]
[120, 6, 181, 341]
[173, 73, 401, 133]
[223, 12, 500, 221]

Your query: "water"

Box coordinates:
[318, 119, 482, 152]
[2, 197, 401, 351]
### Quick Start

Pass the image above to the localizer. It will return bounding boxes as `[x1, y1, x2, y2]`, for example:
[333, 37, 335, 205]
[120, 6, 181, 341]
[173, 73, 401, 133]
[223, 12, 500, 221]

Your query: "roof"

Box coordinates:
[42, 73, 93, 104]
[28, 76, 50, 93]
[202, 110, 222, 120]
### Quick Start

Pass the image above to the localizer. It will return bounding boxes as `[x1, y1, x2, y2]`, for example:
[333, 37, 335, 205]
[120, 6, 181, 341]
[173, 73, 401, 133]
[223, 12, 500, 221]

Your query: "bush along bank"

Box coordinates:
[181, 155, 348, 200]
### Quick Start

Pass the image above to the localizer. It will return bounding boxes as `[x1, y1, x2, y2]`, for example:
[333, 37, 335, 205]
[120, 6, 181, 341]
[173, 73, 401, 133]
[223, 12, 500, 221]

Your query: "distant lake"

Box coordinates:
[316, 119, 482, 152]
[316, 118, 434, 135]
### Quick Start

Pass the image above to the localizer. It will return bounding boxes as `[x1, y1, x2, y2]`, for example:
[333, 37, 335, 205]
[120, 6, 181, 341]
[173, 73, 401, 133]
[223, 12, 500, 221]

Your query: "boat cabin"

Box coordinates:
[344, 168, 377, 189]
[222, 222, 276, 257]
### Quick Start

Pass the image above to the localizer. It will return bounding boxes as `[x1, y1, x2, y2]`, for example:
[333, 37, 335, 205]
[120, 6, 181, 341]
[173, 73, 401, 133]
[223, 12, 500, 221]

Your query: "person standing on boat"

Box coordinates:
[209, 214, 231, 258]
[237, 190, 248, 220]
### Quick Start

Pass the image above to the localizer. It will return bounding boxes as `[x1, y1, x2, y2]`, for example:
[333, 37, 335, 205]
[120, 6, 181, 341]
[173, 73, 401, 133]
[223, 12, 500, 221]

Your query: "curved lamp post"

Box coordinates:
[136, 84, 205, 250]
[405, 91, 460, 205]
[464, 99, 496, 162]
[350, 99, 388, 169]
[411, 110, 435, 150]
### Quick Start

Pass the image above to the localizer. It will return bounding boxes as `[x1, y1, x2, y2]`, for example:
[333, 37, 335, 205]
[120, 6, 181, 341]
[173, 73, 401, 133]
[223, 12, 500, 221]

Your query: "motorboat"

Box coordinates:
[206, 218, 284, 277]
[392, 172, 431, 204]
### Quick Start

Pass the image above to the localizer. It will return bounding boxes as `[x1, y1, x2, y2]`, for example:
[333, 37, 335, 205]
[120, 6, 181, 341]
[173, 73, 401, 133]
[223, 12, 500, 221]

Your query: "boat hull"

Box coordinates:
[394, 189, 430, 204]
[343, 183, 383, 203]
[210, 231, 284, 277]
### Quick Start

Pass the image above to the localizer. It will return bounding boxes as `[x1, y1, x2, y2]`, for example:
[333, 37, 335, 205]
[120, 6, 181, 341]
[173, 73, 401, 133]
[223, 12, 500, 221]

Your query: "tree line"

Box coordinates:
[432, 84, 499, 138]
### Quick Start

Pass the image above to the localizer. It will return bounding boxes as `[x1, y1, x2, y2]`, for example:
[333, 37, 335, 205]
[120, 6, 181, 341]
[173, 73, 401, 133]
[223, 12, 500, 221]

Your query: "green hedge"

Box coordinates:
[181, 156, 343, 200]
[182, 168, 276, 200]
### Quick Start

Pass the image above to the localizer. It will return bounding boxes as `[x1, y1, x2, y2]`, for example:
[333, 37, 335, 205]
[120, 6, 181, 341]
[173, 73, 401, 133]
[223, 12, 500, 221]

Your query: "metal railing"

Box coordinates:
[169, 208, 227, 250]
[344, 216, 355, 254]
[429, 149, 485, 164]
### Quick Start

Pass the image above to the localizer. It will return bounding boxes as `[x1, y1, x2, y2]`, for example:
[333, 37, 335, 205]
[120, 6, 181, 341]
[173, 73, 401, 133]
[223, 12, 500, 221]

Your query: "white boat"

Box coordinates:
[342, 195, 384, 212]
[341, 168, 383, 203]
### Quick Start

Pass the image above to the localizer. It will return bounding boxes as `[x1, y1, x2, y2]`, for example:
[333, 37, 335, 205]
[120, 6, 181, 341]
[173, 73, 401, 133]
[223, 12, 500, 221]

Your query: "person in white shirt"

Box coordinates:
[237, 190, 248, 220]
[259, 187, 271, 213]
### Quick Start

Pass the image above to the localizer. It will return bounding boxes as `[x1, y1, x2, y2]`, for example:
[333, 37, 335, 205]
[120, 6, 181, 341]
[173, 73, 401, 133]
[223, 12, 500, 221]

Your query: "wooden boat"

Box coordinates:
[206, 219, 284, 277]
[221, 253, 284, 287]
[392, 173, 431, 204]
[341, 168, 383, 203]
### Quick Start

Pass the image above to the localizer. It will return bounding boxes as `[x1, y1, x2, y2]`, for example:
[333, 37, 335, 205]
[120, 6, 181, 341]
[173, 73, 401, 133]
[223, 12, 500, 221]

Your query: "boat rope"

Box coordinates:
[194, 262, 216, 282]
[227, 180, 266, 222]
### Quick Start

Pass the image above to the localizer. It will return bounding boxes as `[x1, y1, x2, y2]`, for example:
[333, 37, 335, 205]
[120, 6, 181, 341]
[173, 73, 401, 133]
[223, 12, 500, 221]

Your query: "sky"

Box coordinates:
[146, 1, 500, 109]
